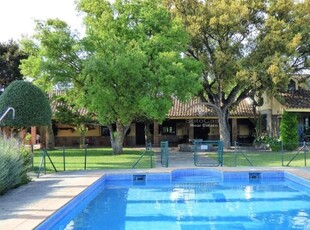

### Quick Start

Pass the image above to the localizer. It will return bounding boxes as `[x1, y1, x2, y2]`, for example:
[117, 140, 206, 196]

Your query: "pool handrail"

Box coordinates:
[0, 107, 15, 122]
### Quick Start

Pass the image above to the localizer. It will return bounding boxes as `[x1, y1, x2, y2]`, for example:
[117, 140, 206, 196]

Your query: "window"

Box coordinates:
[160, 121, 176, 135]
[261, 114, 267, 132]
[101, 126, 110, 136]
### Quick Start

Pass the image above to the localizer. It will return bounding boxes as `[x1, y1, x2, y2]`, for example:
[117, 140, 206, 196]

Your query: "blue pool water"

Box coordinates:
[37, 169, 310, 230]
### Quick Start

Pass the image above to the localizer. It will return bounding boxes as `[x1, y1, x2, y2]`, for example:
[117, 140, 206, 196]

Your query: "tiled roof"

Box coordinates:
[168, 97, 255, 118]
[48, 90, 255, 119]
[48, 90, 89, 116]
[276, 89, 310, 109]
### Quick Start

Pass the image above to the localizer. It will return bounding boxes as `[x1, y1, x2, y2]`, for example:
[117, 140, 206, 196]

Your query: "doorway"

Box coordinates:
[194, 125, 209, 140]
[135, 123, 145, 145]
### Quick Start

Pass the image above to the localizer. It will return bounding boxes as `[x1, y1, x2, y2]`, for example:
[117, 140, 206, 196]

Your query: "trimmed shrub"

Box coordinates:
[0, 80, 52, 128]
[0, 135, 32, 195]
[280, 111, 299, 151]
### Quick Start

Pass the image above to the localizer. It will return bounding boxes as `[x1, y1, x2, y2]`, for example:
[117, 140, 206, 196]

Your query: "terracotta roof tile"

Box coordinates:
[277, 89, 310, 109]
[168, 97, 255, 118]
[48, 90, 89, 116]
[49, 91, 255, 119]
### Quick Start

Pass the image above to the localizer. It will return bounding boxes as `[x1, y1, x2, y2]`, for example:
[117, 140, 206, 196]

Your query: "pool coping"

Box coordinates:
[1, 167, 310, 229]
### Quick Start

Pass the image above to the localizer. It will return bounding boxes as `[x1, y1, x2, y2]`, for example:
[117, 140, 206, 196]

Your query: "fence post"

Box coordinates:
[37, 149, 46, 178]
[160, 141, 169, 167]
[219, 141, 224, 166]
[63, 146, 66, 171]
[84, 144, 88, 170]
[44, 149, 46, 175]
[303, 141, 307, 167]
[148, 142, 153, 168]
[234, 141, 237, 167]
[31, 144, 34, 169]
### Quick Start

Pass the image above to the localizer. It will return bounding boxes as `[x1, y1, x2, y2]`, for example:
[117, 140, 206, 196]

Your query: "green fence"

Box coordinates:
[160, 141, 169, 167]
[132, 143, 153, 169]
[193, 140, 224, 166]
[231, 141, 310, 167]
[33, 146, 152, 176]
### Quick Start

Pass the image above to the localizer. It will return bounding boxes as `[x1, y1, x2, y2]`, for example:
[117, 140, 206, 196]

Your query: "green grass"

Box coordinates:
[221, 150, 309, 167]
[32, 147, 309, 174]
[32, 147, 154, 173]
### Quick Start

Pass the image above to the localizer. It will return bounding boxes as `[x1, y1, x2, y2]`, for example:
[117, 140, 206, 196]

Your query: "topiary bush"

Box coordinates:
[0, 80, 52, 128]
[0, 135, 32, 195]
[280, 111, 299, 151]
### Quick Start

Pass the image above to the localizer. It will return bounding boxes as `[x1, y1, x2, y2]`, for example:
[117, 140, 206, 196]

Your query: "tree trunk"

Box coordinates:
[76, 124, 87, 149]
[218, 109, 231, 148]
[144, 121, 151, 146]
[39, 126, 45, 148]
[47, 125, 55, 149]
[109, 121, 130, 154]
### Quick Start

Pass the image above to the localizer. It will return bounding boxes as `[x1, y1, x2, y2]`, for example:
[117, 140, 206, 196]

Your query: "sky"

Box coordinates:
[0, 0, 84, 43]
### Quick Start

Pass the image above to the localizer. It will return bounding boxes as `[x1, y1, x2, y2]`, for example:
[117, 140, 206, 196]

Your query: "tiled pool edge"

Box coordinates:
[285, 171, 310, 189]
[35, 174, 106, 230]
[35, 168, 310, 229]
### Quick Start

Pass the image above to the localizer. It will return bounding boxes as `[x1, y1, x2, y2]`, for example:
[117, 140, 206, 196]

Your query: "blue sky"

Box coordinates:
[0, 0, 84, 42]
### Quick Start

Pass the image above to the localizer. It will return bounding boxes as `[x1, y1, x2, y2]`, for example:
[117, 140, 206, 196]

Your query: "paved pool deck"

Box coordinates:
[1, 150, 310, 229]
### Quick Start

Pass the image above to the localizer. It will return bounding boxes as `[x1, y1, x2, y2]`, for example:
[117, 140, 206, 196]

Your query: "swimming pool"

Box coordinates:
[36, 169, 310, 230]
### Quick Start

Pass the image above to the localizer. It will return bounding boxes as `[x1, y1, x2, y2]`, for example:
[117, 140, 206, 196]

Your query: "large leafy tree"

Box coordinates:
[0, 40, 28, 90]
[20, 19, 83, 91]
[79, 0, 202, 153]
[167, 0, 310, 148]
[20, 0, 202, 154]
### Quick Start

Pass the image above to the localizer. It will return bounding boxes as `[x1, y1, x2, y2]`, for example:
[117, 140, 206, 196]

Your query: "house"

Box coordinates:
[31, 74, 310, 148]
[151, 97, 255, 146]
[46, 93, 256, 147]
[257, 75, 310, 141]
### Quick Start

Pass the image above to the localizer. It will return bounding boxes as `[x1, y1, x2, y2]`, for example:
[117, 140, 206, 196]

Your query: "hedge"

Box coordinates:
[0, 80, 52, 128]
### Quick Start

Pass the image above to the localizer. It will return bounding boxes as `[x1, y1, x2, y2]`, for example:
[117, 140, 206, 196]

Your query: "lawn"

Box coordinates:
[222, 149, 309, 167]
[32, 147, 154, 173]
[31, 147, 309, 174]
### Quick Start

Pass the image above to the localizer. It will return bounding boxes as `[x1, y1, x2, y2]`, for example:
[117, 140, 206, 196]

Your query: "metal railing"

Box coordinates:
[284, 141, 310, 167]
[132, 142, 153, 169]
[232, 141, 310, 167]
[37, 148, 57, 178]
[233, 141, 253, 166]
[0, 107, 15, 122]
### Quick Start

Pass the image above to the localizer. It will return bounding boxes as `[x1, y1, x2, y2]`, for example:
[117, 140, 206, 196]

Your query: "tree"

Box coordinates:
[280, 111, 299, 150]
[0, 40, 28, 89]
[290, 0, 310, 74]
[79, 0, 202, 153]
[20, 19, 83, 91]
[0, 80, 52, 128]
[20, 0, 202, 154]
[52, 92, 95, 147]
[168, 0, 309, 148]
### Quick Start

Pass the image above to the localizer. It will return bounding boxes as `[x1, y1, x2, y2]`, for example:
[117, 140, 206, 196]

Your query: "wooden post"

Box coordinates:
[31, 126, 36, 145]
